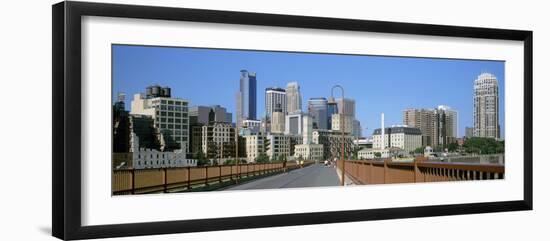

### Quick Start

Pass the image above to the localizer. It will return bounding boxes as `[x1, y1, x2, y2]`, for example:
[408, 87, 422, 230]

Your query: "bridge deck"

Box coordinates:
[225, 163, 340, 190]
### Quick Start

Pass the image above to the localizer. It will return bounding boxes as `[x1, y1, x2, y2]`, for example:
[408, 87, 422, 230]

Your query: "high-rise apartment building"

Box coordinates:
[403, 108, 437, 147]
[130, 86, 189, 151]
[285, 82, 302, 114]
[465, 127, 474, 138]
[474, 73, 500, 139]
[436, 105, 458, 146]
[403, 106, 458, 148]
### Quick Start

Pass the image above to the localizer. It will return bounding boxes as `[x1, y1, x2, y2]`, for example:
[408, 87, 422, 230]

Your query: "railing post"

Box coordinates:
[383, 159, 388, 184]
[414, 160, 418, 183]
[219, 165, 222, 183]
[205, 166, 209, 186]
[163, 168, 167, 193]
[187, 166, 191, 190]
[131, 169, 135, 195]
[230, 163, 233, 181]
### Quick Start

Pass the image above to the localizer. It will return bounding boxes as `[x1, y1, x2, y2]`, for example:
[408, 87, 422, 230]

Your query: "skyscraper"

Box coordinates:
[474, 73, 500, 139]
[336, 98, 356, 118]
[286, 82, 302, 114]
[270, 104, 285, 134]
[236, 70, 257, 126]
[265, 87, 286, 119]
[307, 97, 328, 130]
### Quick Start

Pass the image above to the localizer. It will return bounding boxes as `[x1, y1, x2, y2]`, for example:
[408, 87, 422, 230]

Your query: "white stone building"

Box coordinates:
[358, 148, 390, 159]
[372, 126, 422, 153]
[130, 132, 197, 169]
[294, 144, 323, 161]
[242, 119, 261, 133]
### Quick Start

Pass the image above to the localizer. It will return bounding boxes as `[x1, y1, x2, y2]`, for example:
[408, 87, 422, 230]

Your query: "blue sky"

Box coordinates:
[112, 45, 505, 137]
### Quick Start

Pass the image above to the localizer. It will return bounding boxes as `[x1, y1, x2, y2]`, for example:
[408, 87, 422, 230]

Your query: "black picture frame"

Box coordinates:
[52, 1, 533, 240]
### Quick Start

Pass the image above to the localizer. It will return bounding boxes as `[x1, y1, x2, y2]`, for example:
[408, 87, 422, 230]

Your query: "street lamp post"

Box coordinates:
[331, 85, 345, 186]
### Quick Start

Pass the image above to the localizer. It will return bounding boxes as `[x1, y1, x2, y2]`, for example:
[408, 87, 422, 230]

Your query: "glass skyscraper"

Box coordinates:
[237, 70, 257, 126]
[307, 97, 328, 130]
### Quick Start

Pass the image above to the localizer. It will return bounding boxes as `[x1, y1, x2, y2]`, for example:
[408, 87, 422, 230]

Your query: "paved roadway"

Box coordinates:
[225, 163, 340, 190]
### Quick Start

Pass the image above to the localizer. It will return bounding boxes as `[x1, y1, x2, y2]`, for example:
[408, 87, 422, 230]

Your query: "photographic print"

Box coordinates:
[111, 45, 505, 195]
[53, 2, 532, 239]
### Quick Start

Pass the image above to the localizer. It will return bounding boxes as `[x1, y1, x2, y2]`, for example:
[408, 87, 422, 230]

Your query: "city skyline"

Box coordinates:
[112, 44, 505, 137]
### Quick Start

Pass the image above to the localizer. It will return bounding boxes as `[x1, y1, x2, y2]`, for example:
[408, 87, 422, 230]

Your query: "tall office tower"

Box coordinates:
[130, 85, 189, 151]
[236, 91, 243, 127]
[286, 82, 302, 114]
[236, 70, 257, 126]
[327, 97, 339, 130]
[271, 104, 286, 134]
[437, 105, 458, 146]
[403, 108, 438, 147]
[336, 98, 356, 118]
[307, 97, 328, 130]
[474, 73, 500, 139]
[265, 87, 287, 119]
[352, 119, 362, 139]
[302, 115, 313, 144]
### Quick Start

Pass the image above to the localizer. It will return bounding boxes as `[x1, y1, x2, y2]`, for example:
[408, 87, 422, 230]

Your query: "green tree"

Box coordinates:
[256, 153, 269, 163]
[463, 137, 504, 155]
[446, 142, 459, 152]
[194, 151, 208, 166]
[374, 152, 382, 158]
[414, 147, 424, 154]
